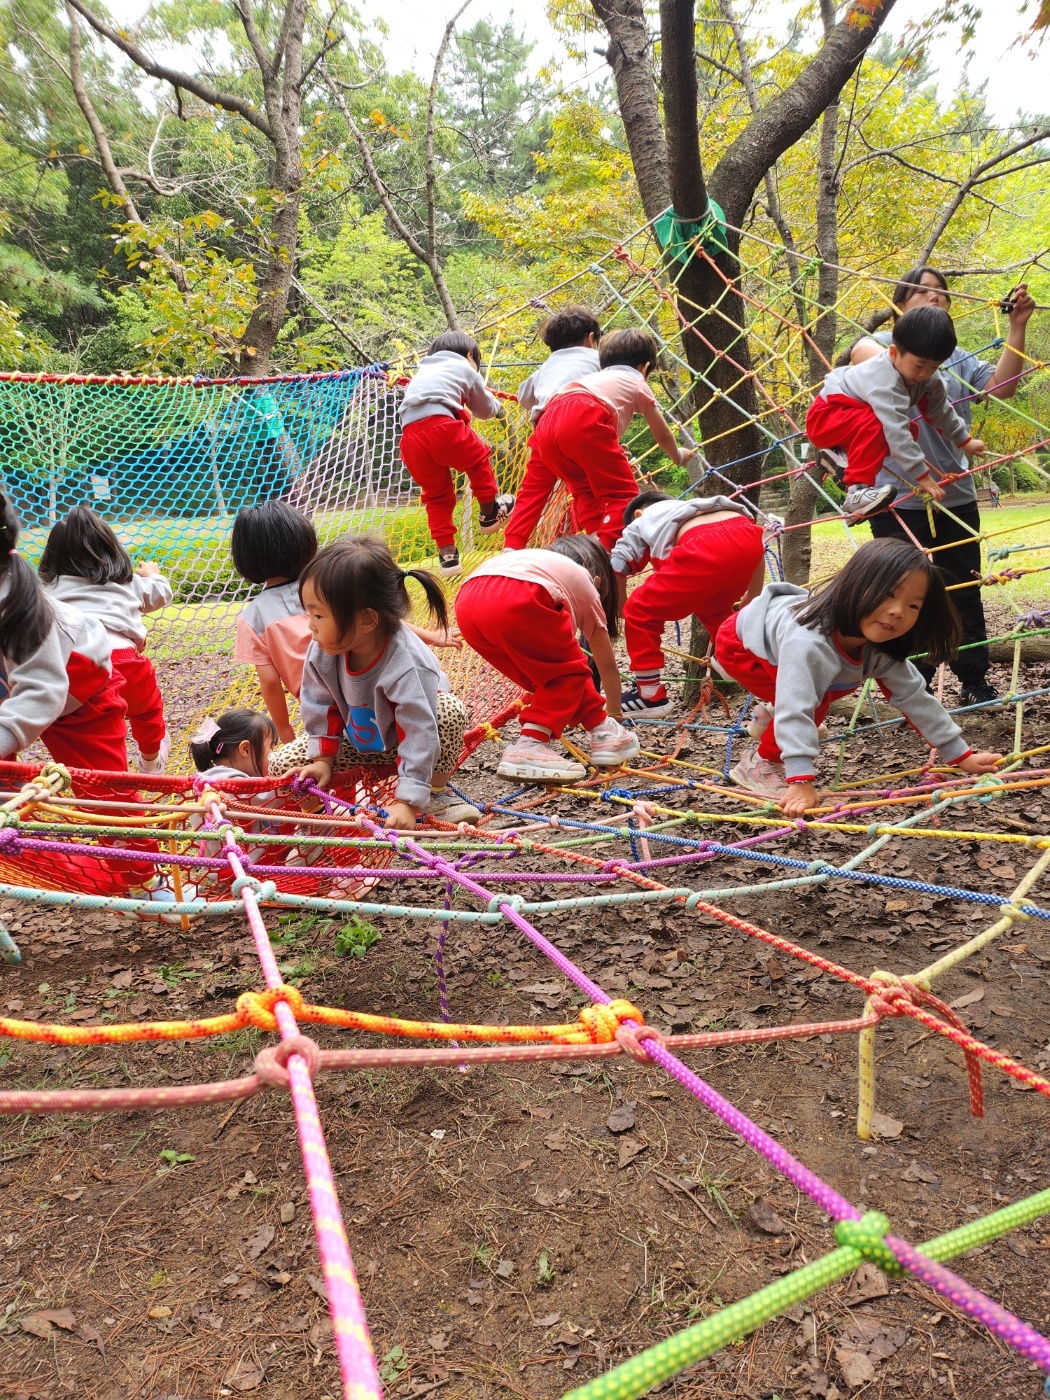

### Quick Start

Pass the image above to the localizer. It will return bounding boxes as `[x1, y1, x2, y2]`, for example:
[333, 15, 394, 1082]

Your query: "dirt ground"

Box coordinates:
[2, 645, 1050, 1400]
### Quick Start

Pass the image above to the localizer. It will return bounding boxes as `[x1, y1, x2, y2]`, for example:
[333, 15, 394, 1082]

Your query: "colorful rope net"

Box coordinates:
[1, 225, 1050, 1398]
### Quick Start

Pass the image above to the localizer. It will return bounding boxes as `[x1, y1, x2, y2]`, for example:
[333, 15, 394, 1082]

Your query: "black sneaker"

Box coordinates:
[621, 686, 675, 720]
[437, 546, 463, 577]
[819, 447, 848, 484]
[959, 681, 1006, 712]
[478, 494, 516, 534]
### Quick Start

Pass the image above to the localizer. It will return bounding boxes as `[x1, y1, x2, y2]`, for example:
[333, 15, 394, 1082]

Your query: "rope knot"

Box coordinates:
[237, 984, 306, 1030]
[488, 893, 525, 914]
[0, 824, 19, 846]
[231, 873, 278, 901]
[999, 902, 1031, 922]
[834, 1211, 902, 1275]
[615, 1022, 665, 1063]
[253, 1034, 322, 1091]
[38, 762, 72, 795]
[576, 999, 643, 1044]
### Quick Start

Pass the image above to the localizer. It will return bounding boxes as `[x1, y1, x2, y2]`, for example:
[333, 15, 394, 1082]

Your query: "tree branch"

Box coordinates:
[591, 0, 670, 220]
[424, 1, 471, 330]
[64, 0, 273, 139]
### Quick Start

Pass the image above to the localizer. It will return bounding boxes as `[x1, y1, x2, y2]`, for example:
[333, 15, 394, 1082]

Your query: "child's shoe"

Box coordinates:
[728, 746, 789, 800]
[819, 447, 848, 484]
[497, 737, 586, 783]
[478, 494, 516, 534]
[588, 717, 640, 767]
[425, 788, 482, 824]
[139, 733, 170, 775]
[746, 701, 774, 740]
[136, 876, 200, 923]
[437, 546, 463, 577]
[621, 685, 675, 720]
[842, 484, 894, 521]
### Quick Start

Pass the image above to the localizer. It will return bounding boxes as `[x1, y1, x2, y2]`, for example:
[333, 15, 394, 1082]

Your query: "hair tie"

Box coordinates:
[191, 716, 220, 746]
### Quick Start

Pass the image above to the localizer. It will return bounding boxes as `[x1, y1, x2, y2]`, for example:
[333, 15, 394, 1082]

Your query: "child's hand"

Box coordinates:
[961, 438, 987, 458]
[916, 472, 945, 502]
[677, 445, 696, 466]
[384, 800, 419, 830]
[779, 782, 820, 817]
[277, 724, 296, 745]
[136, 562, 161, 577]
[295, 759, 333, 790]
[416, 625, 463, 650]
[956, 750, 1002, 775]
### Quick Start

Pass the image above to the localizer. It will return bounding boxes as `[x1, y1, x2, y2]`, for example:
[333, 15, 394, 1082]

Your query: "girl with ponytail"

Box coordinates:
[270, 536, 479, 829]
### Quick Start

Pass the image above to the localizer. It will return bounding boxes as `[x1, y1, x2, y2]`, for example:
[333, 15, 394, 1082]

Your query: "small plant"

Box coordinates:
[379, 1345, 407, 1383]
[335, 915, 381, 958]
[536, 1251, 554, 1287]
[156, 1150, 195, 1176]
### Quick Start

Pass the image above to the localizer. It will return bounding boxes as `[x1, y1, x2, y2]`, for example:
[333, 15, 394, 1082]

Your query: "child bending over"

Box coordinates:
[611, 490, 766, 719]
[713, 537, 1001, 815]
[232, 501, 461, 743]
[506, 328, 694, 553]
[399, 331, 515, 578]
[806, 306, 985, 520]
[273, 536, 480, 828]
[456, 535, 639, 783]
[39, 506, 172, 773]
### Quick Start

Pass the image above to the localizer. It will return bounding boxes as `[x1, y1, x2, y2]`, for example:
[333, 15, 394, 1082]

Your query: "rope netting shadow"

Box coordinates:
[1, 222, 1050, 1398]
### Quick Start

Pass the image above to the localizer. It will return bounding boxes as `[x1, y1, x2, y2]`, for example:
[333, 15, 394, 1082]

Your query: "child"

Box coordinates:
[612, 490, 766, 718]
[517, 305, 601, 424]
[455, 535, 639, 782]
[399, 331, 516, 577]
[806, 306, 986, 520]
[274, 536, 481, 828]
[232, 501, 463, 743]
[39, 506, 172, 773]
[505, 328, 694, 552]
[190, 707, 278, 784]
[713, 537, 1001, 815]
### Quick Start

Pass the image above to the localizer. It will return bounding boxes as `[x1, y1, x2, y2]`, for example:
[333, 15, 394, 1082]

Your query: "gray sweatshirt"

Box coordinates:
[0, 588, 114, 758]
[730, 583, 970, 781]
[301, 624, 449, 809]
[46, 572, 173, 651]
[610, 496, 754, 575]
[400, 351, 501, 427]
[517, 346, 601, 424]
[820, 350, 970, 487]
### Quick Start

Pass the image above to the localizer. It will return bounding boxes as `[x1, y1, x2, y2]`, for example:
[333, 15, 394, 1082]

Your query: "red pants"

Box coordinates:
[806, 394, 919, 487]
[399, 415, 500, 547]
[714, 613, 838, 765]
[456, 575, 606, 738]
[505, 394, 637, 551]
[112, 648, 167, 755]
[624, 517, 765, 674]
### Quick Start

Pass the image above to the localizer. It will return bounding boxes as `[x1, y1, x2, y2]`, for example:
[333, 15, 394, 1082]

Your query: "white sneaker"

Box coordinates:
[746, 702, 774, 741]
[588, 717, 640, 767]
[842, 484, 894, 521]
[136, 877, 200, 923]
[139, 733, 170, 775]
[425, 789, 482, 823]
[728, 746, 789, 800]
[497, 739, 586, 783]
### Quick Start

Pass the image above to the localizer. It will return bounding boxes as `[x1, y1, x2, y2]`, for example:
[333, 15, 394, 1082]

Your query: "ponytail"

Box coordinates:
[402, 567, 448, 633]
[0, 495, 52, 663]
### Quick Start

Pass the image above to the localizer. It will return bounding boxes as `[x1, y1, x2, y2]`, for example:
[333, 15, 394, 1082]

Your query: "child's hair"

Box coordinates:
[892, 265, 950, 315]
[38, 505, 133, 587]
[599, 327, 658, 372]
[547, 534, 619, 638]
[231, 501, 317, 585]
[892, 305, 957, 363]
[624, 490, 672, 526]
[0, 493, 52, 664]
[299, 535, 447, 644]
[796, 537, 960, 664]
[428, 330, 481, 365]
[190, 707, 277, 774]
[542, 305, 602, 352]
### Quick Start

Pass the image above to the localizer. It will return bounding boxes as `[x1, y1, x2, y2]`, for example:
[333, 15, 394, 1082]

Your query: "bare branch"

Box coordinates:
[920, 125, 1050, 263]
[290, 276, 371, 362]
[64, 0, 273, 139]
[424, 1, 471, 329]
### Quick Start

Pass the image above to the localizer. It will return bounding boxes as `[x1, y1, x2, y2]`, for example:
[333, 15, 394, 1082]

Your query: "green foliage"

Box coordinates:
[334, 915, 381, 959]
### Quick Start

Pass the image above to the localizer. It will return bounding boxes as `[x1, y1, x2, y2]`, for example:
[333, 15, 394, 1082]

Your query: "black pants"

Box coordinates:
[869, 502, 988, 685]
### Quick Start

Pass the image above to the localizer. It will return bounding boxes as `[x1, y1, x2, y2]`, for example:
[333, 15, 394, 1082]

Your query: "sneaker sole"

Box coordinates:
[728, 762, 786, 798]
[477, 520, 504, 535]
[427, 808, 482, 824]
[497, 760, 586, 782]
[590, 742, 641, 768]
[623, 701, 675, 720]
[438, 563, 464, 577]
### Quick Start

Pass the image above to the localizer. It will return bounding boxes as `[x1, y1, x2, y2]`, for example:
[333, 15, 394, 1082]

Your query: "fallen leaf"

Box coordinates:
[884, 898, 909, 913]
[606, 1102, 637, 1135]
[901, 1160, 939, 1183]
[75, 1320, 105, 1356]
[843, 1262, 889, 1304]
[428, 1329, 450, 1350]
[279, 1202, 295, 1224]
[20, 1313, 57, 1338]
[951, 988, 985, 1010]
[763, 956, 785, 981]
[148, 1306, 172, 1320]
[746, 1197, 788, 1235]
[245, 1223, 275, 1259]
[834, 1345, 875, 1389]
[841, 1317, 907, 1359]
[495, 1258, 515, 1279]
[59, 1188, 85, 1201]
[617, 1135, 648, 1169]
[532, 1312, 561, 1327]
[277, 1313, 309, 1333]
[110, 970, 134, 990]
[870, 1112, 904, 1140]
[307, 1273, 328, 1301]
[526, 1105, 553, 1120]
[223, 1356, 267, 1392]
[544, 1127, 569, 1152]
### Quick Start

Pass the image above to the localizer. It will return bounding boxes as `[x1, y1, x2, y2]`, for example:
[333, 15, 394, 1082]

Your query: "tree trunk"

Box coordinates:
[592, 0, 671, 221]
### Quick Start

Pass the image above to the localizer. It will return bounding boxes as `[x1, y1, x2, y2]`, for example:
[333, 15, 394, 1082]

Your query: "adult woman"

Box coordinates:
[852, 267, 1034, 709]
